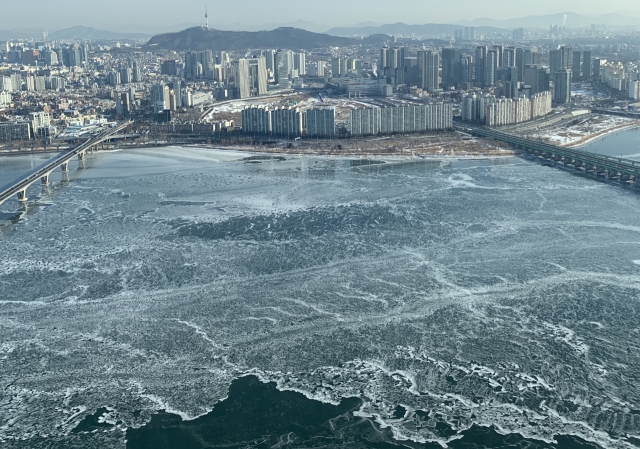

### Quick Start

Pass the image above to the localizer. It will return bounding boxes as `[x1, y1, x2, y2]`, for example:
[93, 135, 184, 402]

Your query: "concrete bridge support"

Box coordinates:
[16, 189, 27, 202]
[61, 162, 68, 172]
[40, 171, 52, 185]
[78, 151, 85, 161]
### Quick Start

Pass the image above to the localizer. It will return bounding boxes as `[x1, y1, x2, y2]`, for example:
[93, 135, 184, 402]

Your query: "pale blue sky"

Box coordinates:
[1, 0, 640, 31]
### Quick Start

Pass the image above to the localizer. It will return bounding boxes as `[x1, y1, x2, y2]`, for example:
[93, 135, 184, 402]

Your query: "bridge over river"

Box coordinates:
[0, 120, 133, 206]
[462, 126, 640, 186]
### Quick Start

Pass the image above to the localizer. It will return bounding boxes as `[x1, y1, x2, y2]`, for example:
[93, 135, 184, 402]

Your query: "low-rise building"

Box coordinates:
[0, 121, 31, 141]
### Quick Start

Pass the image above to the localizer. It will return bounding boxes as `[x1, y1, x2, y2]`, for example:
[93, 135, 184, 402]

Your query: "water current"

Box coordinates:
[1, 140, 640, 448]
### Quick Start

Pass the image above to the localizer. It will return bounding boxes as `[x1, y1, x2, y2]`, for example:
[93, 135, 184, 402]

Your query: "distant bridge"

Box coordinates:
[0, 120, 133, 206]
[463, 126, 640, 186]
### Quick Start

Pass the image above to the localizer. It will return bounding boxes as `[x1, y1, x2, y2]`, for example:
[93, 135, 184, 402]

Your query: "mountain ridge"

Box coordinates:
[326, 22, 506, 37]
[457, 12, 640, 28]
[144, 26, 363, 51]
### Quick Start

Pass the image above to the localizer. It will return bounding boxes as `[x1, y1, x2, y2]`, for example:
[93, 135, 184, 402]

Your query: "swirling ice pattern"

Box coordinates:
[1, 148, 640, 448]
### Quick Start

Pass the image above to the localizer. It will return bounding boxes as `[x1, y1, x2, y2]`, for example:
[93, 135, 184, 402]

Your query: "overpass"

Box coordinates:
[462, 126, 640, 186]
[0, 120, 133, 206]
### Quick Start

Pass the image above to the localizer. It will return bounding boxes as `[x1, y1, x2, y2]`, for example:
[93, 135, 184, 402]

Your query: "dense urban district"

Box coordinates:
[1, 21, 640, 155]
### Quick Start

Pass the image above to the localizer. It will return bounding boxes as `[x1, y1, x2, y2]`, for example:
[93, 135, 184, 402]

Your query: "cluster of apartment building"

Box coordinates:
[166, 49, 306, 99]
[149, 121, 234, 135]
[461, 91, 553, 126]
[350, 103, 453, 136]
[596, 60, 640, 100]
[242, 102, 452, 138]
[241, 105, 305, 137]
[0, 73, 67, 93]
[0, 111, 52, 141]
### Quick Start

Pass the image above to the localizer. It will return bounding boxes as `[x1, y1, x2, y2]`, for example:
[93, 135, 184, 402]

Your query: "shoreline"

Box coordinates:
[178, 143, 517, 160]
[563, 122, 640, 148]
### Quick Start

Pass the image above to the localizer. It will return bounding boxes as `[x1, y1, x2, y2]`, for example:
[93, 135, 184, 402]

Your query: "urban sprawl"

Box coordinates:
[0, 22, 638, 148]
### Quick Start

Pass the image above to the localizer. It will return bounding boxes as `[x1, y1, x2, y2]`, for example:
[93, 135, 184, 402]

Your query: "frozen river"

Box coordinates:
[1, 144, 640, 448]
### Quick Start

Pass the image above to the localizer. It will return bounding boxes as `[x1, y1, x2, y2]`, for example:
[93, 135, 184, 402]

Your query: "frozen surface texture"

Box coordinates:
[1, 147, 640, 448]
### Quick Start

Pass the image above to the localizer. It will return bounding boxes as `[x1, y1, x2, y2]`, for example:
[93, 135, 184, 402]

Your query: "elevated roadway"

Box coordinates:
[0, 120, 133, 206]
[462, 126, 640, 185]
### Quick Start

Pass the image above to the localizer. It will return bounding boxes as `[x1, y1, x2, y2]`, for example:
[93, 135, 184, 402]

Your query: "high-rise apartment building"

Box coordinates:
[550, 46, 573, 78]
[475, 46, 487, 86]
[249, 57, 268, 96]
[152, 83, 171, 112]
[418, 50, 439, 92]
[275, 50, 291, 88]
[350, 108, 381, 136]
[460, 55, 473, 86]
[515, 48, 531, 82]
[554, 68, 572, 104]
[380, 47, 405, 85]
[572, 51, 582, 80]
[582, 51, 593, 79]
[234, 59, 251, 99]
[294, 52, 306, 76]
[161, 60, 178, 76]
[503, 47, 516, 67]
[242, 106, 272, 134]
[441, 48, 461, 90]
[492, 44, 504, 68]
[350, 103, 452, 136]
[0, 76, 12, 93]
[0, 91, 11, 107]
[264, 50, 275, 72]
[305, 108, 336, 137]
[484, 50, 497, 86]
[272, 107, 303, 137]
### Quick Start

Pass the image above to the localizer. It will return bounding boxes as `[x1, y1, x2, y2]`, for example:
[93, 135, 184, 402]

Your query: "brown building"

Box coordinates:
[22, 50, 40, 66]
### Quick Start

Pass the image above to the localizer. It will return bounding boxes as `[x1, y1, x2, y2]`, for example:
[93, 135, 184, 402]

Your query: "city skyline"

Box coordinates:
[2, 1, 640, 32]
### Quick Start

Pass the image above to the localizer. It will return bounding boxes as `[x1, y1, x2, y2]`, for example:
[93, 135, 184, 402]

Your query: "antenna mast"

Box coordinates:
[205, 4, 209, 29]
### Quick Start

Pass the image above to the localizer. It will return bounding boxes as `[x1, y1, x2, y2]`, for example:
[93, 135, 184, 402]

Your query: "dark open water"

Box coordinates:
[1, 142, 640, 448]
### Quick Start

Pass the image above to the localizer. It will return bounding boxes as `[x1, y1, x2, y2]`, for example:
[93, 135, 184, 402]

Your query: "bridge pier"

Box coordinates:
[61, 162, 68, 172]
[40, 172, 51, 185]
[16, 189, 27, 202]
[78, 151, 85, 161]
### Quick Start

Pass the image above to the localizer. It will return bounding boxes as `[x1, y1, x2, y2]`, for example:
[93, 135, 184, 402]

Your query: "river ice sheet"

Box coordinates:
[1, 147, 640, 448]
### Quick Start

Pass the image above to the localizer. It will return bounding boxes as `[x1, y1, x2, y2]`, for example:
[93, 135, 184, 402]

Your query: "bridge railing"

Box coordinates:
[467, 127, 640, 176]
[0, 120, 133, 201]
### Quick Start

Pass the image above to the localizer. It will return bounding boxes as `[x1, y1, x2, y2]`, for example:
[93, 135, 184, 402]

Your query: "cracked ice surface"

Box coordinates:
[1, 147, 640, 448]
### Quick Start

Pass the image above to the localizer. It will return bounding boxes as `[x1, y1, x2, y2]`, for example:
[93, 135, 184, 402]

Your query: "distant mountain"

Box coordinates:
[326, 22, 506, 37]
[458, 12, 640, 29]
[49, 26, 150, 41]
[221, 20, 329, 33]
[111, 23, 200, 36]
[144, 27, 358, 51]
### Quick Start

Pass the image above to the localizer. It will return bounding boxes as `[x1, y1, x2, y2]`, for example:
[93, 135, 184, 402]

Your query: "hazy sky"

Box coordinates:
[2, 0, 640, 30]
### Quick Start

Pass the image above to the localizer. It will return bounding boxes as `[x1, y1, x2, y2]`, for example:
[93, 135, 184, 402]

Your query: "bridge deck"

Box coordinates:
[464, 126, 640, 179]
[0, 120, 132, 206]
